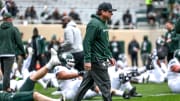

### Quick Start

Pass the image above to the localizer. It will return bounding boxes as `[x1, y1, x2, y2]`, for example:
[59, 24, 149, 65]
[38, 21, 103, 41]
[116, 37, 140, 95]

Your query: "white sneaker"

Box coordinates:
[51, 91, 61, 95]
[47, 48, 60, 69]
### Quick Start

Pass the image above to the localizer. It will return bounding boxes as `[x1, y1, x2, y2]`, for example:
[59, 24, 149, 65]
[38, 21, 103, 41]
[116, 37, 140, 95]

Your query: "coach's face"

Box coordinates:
[102, 10, 113, 20]
[165, 22, 173, 31]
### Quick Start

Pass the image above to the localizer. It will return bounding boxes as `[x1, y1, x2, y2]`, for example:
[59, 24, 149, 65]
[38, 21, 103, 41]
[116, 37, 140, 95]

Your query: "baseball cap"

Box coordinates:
[98, 2, 117, 12]
[3, 13, 12, 19]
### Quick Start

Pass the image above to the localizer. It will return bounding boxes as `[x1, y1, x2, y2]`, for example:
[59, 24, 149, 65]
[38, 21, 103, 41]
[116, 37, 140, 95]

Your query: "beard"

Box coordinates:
[62, 23, 67, 28]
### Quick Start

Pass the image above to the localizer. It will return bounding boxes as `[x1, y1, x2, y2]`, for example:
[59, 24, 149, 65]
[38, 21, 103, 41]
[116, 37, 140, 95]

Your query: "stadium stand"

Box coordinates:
[14, 0, 146, 25]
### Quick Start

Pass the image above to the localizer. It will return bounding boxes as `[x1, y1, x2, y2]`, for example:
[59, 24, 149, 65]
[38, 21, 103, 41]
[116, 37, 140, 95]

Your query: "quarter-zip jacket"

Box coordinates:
[0, 22, 25, 57]
[83, 14, 112, 63]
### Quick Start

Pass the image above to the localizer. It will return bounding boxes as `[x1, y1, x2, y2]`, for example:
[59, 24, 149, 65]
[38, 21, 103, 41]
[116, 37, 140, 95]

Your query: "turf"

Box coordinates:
[35, 82, 180, 101]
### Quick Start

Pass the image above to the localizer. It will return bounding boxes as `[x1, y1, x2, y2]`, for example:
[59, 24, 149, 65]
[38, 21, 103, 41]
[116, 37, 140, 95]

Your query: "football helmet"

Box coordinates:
[59, 52, 75, 67]
[156, 37, 165, 46]
[174, 49, 180, 61]
[118, 54, 126, 62]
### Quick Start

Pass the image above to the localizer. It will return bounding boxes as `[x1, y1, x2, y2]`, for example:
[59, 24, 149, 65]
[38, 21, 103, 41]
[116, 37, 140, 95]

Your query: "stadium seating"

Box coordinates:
[14, 0, 146, 25]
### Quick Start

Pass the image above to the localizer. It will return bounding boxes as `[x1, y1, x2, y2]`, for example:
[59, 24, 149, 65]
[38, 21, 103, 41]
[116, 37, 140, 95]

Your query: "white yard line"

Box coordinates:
[82, 93, 178, 101]
[147, 93, 178, 97]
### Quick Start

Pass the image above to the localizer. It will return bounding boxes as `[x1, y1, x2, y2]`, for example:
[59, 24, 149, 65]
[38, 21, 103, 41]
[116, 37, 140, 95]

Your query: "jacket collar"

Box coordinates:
[91, 14, 106, 24]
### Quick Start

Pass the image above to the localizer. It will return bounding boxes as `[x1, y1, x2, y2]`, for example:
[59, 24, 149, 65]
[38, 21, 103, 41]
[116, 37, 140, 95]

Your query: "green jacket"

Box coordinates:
[0, 22, 25, 56]
[175, 18, 180, 34]
[165, 30, 179, 53]
[140, 40, 152, 54]
[28, 35, 46, 56]
[177, 34, 180, 49]
[83, 14, 112, 63]
[168, 0, 176, 4]
[174, 18, 180, 49]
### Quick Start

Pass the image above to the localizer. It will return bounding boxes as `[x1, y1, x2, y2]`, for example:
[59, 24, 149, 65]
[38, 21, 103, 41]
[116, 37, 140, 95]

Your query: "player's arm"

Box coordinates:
[56, 71, 79, 80]
[55, 66, 85, 80]
[171, 65, 180, 73]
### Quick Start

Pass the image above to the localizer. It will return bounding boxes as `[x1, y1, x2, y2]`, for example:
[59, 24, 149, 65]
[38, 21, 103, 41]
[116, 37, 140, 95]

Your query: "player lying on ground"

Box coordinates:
[0, 48, 61, 101]
[108, 59, 142, 99]
[167, 49, 180, 93]
[130, 49, 167, 84]
[52, 52, 99, 100]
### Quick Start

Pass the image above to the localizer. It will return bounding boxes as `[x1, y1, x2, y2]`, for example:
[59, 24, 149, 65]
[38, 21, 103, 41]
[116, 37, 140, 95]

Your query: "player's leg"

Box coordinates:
[111, 88, 124, 96]
[30, 48, 60, 81]
[33, 91, 59, 101]
[168, 78, 180, 93]
[12, 91, 59, 101]
[149, 60, 165, 83]
[122, 81, 142, 97]
[51, 77, 59, 88]
[19, 48, 60, 91]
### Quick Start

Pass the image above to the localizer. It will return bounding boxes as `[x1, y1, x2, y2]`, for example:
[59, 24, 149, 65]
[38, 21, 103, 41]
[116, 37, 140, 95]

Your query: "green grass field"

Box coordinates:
[35, 82, 180, 101]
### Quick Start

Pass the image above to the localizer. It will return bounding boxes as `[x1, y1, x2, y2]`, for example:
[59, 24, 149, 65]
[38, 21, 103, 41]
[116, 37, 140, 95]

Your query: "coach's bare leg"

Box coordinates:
[33, 92, 59, 101]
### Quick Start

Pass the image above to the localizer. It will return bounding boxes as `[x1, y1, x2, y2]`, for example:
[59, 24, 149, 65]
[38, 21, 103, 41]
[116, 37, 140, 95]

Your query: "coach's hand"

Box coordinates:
[78, 71, 86, 76]
[109, 58, 116, 66]
[84, 62, 91, 71]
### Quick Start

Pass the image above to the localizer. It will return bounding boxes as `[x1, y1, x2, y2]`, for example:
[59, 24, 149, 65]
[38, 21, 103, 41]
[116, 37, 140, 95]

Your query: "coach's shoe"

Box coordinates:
[129, 87, 142, 97]
[122, 91, 130, 99]
[46, 48, 60, 69]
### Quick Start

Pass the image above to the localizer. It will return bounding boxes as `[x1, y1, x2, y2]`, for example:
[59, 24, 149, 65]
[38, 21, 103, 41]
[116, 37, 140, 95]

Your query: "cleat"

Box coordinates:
[132, 92, 142, 97]
[129, 87, 142, 97]
[111, 90, 116, 97]
[122, 91, 130, 99]
[52, 91, 61, 96]
[46, 48, 61, 69]
[50, 48, 60, 66]
[52, 87, 62, 95]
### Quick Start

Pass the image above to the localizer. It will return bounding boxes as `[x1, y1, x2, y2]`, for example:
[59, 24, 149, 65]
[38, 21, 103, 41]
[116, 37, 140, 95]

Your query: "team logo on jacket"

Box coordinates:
[103, 29, 109, 32]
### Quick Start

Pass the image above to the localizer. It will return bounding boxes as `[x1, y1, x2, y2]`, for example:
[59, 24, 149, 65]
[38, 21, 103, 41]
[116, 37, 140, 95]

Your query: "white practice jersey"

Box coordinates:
[167, 58, 180, 80]
[54, 66, 79, 90]
[116, 60, 128, 69]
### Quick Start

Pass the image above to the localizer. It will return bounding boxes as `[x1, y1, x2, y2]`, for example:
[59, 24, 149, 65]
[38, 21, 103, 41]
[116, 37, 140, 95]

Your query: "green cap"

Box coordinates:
[3, 13, 12, 19]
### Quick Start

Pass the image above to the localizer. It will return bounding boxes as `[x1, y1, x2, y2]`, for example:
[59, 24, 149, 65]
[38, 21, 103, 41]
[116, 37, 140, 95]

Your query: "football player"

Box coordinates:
[108, 55, 142, 99]
[53, 52, 99, 100]
[167, 49, 180, 93]
[0, 48, 61, 101]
